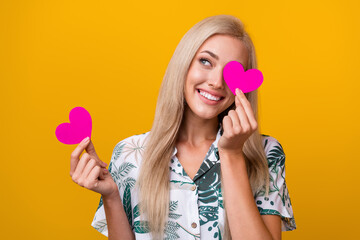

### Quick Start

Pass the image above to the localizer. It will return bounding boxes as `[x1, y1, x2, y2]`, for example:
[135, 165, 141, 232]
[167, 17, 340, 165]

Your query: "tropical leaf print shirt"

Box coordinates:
[91, 124, 296, 239]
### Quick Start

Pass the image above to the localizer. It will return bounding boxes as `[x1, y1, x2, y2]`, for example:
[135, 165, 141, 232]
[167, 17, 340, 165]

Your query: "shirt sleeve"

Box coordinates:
[90, 140, 133, 237]
[255, 136, 296, 231]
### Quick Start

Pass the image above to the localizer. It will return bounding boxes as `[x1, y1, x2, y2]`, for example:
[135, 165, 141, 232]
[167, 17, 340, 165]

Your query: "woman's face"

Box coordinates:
[184, 34, 249, 120]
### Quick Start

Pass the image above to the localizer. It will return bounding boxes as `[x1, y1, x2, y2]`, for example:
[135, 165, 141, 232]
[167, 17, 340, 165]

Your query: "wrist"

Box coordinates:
[218, 147, 244, 158]
[102, 188, 120, 201]
[219, 148, 246, 164]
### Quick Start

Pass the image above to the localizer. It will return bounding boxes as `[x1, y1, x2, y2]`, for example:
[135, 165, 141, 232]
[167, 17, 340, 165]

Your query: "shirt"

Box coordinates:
[91, 124, 296, 239]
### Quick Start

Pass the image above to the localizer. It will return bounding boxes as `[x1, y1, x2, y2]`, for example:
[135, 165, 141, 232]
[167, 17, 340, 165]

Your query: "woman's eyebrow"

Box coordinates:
[200, 50, 219, 60]
[200, 50, 245, 67]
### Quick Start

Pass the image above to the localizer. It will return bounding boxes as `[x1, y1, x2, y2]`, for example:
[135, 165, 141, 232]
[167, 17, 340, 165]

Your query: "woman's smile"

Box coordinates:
[196, 88, 225, 105]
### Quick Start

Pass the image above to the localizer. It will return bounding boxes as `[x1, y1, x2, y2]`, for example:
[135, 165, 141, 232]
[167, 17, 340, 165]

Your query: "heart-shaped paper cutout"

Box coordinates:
[55, 107, 92, 145]
[223, 61, 263, 95]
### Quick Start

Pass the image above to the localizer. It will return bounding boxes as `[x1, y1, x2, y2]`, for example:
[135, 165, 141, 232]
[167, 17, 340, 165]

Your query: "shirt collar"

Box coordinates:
[170, 123, 223, 181]
[171, 122, 223, 158]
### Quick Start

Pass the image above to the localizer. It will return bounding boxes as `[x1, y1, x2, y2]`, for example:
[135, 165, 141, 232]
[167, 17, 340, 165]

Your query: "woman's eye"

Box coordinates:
[199, 58, 212, 66]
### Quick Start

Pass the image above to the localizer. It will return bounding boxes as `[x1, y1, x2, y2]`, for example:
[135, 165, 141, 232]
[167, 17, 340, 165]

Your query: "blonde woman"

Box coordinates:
[70, 14, 296, 240]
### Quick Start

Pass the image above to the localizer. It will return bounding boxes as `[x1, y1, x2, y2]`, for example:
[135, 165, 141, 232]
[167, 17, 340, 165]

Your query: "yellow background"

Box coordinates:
[1, 0, 359, 239]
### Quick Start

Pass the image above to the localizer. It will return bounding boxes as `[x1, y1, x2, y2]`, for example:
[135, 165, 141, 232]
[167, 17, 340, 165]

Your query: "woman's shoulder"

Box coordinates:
[260, 134, 286, 168]
[261, 134, 284, 152]
[110, 130, 151, 168]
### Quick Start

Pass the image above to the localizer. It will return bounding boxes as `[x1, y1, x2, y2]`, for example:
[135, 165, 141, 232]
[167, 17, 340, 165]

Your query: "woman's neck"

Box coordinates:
[177, 107, 219, 147]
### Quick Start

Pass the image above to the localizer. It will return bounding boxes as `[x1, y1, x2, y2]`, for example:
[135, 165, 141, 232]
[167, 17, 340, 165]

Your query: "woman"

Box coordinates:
[70, 14, 296, 239]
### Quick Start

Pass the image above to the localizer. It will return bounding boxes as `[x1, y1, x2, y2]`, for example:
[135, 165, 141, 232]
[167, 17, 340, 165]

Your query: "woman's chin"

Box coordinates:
[194, 111, 219, 120]
[185, 104, 223, 120]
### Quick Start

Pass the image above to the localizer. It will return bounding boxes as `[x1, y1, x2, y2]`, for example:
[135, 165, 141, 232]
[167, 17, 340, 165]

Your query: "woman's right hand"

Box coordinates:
[70, 137, 118, 197]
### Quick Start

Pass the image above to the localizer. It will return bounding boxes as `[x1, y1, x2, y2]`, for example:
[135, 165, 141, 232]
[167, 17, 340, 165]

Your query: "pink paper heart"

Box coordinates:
[223, 61, 263, 94]
[55, 107, 92, 145]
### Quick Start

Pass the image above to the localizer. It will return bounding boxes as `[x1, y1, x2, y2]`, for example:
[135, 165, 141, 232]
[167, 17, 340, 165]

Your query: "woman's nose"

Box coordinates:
[207, 69, 225, 89]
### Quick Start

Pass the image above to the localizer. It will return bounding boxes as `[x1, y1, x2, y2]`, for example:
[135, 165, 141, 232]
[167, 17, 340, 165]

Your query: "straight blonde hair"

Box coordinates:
[136, 14, 270, 240]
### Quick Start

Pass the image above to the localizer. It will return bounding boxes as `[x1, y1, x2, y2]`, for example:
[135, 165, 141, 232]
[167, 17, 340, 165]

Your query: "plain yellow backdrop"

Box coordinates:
[1, 0, 359, 239]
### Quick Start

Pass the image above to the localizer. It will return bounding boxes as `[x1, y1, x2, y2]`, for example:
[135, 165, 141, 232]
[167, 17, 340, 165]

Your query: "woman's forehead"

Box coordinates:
[197, 35, 248, 66]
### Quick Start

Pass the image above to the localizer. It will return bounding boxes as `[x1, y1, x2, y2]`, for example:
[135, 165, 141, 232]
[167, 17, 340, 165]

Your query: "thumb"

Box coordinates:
[235, 89, 241, 108]
[86, 140, 108, 168]
[86, 140, 100, 160]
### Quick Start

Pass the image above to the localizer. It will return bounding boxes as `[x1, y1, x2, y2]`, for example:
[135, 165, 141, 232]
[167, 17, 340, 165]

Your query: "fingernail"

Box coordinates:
[83, 137, 90, 143]
[102, 162, 108, 167]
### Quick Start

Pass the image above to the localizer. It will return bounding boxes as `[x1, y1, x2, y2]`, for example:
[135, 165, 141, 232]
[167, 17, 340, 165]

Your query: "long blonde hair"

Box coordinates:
[137, 14, 270, 240]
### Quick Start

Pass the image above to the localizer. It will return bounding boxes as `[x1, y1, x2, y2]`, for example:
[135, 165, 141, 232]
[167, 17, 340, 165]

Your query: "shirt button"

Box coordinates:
[191, 185, 196, 191]
[191, 222, 197, 228]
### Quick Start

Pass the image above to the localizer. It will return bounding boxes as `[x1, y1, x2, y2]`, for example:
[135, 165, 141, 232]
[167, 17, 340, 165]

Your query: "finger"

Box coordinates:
[242, 104, 257, 130]
[237, 89, 257, 130]
[70, 137, 91, 176]
[87, 166, 109, 190]
[82, 159, 107, 180]
[222, 115, 233, 137]
[238, 94, 257, 130]
[99, 168, 107, 180]
[72, 152, 91, 180]
[235, 89, 251, 131]
[85, 165, 102, 190]
[81, 158, 98, 180]
[228, 110, 241, 134]
[86, 140, 108, 167]
[235, 103, 251, 132]
[235, 88, 242, 108]
[86, 140, 99, 159]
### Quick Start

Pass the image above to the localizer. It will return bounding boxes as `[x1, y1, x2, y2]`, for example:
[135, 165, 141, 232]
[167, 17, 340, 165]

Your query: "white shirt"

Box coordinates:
[91, 125, 296, 239]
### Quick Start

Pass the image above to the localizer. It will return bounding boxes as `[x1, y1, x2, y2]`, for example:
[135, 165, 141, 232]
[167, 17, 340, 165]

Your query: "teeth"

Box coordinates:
[199, 90, 221, 101]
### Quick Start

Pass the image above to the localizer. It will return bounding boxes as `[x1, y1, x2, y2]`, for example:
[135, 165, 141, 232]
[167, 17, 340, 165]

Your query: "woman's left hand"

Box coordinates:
[218, 88, 258, 155]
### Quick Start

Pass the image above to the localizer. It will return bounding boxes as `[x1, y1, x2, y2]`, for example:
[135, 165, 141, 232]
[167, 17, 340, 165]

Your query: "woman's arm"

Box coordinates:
[102, 190, 135, 240]
[219, 150, 281, 240]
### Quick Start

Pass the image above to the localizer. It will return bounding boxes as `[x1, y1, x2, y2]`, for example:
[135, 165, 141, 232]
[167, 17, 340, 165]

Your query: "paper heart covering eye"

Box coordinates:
[55, 106, 92, 145]
[223, 61, 263, 94]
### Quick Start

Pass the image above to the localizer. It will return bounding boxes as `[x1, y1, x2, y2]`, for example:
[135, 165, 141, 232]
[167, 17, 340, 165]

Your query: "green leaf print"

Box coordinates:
[257, 207, 281, 216]
[133, 204, 140, 220]
[255, 169, 280, 198]
[111, 162, 137, 191]
[219, 199, 224, 209]
[192, 145, 218, 182]
[118, 162, 137, 178]
[93, 219, 107, 233]
[112, 142, 126, 163]
[164, 221, 181, 240]
[165, 200, 183, 238]
[168, 212, 182, 220]
[133, 220, 182, 239]
[199, 206, 219, 225]
[108, 161, 114, 174]
[109, 165, 120, 183]
[269, 169, 280, 192]
[134, 221, 150, 233]
[169, 201, 178, 212]
[218, 225, 222, 240]
[267, 143, 285, 170]
[122, 177, 136, 190]
[197, 163, 221, 205]
[123, 184, 132, 227]
[218, 188, 224, 209]
[256, 139, 286, 198]
[132, 200, 183, 237]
